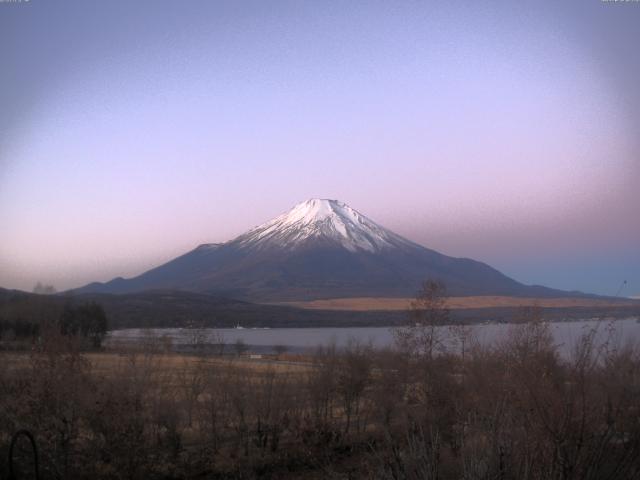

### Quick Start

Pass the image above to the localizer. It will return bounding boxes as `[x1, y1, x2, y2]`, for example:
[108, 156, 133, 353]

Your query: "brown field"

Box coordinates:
[273, 295, 638, 311]
[3, 350, 313, 377]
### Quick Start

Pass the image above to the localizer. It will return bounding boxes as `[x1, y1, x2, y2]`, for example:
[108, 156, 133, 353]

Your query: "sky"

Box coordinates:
[0, 0, 639, 296]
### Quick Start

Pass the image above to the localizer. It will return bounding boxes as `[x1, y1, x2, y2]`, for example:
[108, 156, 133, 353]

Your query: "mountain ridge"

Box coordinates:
[74, 199, 591, 301]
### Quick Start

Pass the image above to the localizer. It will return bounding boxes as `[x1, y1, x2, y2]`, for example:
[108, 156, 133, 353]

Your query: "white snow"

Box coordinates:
[235, 199, 415, 252]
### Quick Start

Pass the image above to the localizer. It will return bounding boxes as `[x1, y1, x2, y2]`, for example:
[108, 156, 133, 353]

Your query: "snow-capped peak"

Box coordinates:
[235, 199, 414, 252]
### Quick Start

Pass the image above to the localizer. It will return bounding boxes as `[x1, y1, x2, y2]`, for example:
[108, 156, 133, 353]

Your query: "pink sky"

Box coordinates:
[1, 1, 638, 296]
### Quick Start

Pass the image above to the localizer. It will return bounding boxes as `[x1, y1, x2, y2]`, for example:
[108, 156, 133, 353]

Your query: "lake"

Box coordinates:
[107, 317, 640, 356]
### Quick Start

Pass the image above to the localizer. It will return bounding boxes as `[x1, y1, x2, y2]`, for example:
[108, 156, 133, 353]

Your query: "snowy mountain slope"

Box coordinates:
[235, 199, 417, 253]
[75, 199, 579, 301]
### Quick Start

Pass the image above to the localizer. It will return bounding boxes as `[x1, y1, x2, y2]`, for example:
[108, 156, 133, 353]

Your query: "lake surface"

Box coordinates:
[107, 317, 640, 355]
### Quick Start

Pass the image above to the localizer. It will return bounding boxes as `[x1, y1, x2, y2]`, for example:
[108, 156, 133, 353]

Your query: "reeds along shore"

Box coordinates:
[1, 318, 640, 479]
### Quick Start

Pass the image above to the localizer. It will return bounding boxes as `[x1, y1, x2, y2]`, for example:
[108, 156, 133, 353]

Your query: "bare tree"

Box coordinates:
[234, 338, 249, 356]
[448, 320, 474, 363]
[33, 282, 57, 295]
[180, 357, 206, 427]
[211, 330, 226, 356]
[160, 333, 174, 354]
[337, 340, 373, 435]
[394, 279, 450, 359]
[273, 344, 288, 358]
[306, 343, 339, 433]
[187, 322, 207, 353]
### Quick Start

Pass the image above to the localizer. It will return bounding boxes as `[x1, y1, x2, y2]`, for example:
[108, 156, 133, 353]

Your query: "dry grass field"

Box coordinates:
[274, 295, 638, 311]
[3, 350, 313, 378]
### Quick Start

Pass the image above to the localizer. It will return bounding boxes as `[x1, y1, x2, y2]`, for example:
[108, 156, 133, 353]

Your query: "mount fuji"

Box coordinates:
[76, 199, 574, 301]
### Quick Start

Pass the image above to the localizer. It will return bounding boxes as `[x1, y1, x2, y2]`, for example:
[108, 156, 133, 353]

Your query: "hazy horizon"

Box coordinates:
[1, 1, 639, 296]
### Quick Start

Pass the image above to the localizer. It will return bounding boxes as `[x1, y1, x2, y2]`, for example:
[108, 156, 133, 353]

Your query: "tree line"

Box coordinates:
[0, 297, 108, 349]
